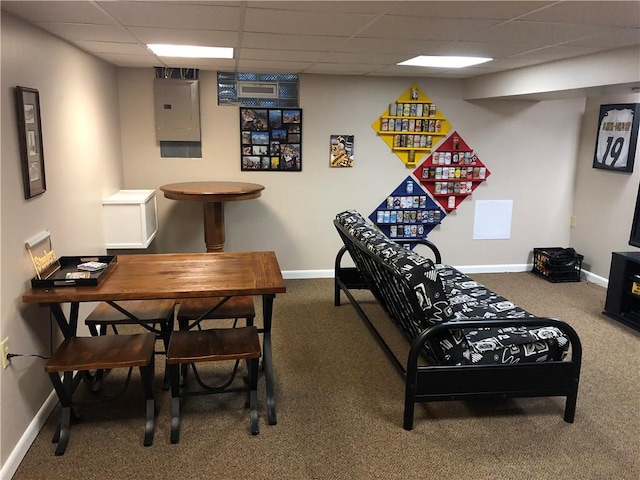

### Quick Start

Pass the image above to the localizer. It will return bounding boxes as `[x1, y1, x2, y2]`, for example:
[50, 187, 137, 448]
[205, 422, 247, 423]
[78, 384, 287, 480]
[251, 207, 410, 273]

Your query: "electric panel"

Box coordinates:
[154, 78, 200, 141]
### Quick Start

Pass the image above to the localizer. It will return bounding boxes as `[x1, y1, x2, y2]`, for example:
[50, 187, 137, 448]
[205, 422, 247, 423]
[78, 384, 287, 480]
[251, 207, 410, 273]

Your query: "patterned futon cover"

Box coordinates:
[335, 210, 569, 366]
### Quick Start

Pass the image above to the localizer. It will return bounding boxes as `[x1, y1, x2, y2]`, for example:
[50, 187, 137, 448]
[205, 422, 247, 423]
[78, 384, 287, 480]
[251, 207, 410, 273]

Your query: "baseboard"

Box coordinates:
[453, 264, 531, 274]
[282, 269, 334, 279]
[1, 389, 57, 480]
[282, 264, 531, 279]
[283, 265, 609, 287]
[583, 270, 608, 288]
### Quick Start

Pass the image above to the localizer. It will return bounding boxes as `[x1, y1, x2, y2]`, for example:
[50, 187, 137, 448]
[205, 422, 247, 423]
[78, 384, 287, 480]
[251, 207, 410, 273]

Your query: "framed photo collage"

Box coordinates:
[240, 107, 302, 171]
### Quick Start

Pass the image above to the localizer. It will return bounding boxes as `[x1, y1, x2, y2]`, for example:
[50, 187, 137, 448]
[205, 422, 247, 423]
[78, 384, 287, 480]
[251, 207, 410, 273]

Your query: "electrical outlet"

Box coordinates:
[1, 337, 10, 369]
[570, 215, 577, 228]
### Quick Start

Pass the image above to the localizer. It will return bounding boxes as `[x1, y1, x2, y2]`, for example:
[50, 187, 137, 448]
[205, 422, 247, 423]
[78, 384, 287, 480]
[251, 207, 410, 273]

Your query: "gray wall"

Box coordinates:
[118, 68, 585, 272]
[571, 93, 640, 277]
[1, 14, 123, 469]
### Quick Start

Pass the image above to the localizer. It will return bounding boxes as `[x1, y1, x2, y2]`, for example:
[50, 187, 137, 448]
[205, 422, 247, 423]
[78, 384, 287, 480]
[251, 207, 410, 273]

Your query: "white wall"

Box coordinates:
[1, 14, 123, 472]
[571, 93, 640, 278]
[118, 69, 585, 272]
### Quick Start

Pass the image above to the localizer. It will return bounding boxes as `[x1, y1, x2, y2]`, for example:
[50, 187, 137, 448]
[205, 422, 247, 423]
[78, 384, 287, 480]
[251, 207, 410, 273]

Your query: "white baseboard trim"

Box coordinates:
[282, 269, 334, 279]
[2, 389, 57, 480]
[583, 270, 608, 288]
[453, 264, 531, 274]
[283, 264, 609, 286]
[282, 264, 531, 279]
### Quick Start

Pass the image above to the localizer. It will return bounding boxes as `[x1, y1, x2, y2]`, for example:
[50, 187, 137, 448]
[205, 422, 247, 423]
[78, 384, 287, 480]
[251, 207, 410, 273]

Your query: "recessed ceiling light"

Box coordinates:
[147, 44, 234, 59]
[397, 55, 492, 68]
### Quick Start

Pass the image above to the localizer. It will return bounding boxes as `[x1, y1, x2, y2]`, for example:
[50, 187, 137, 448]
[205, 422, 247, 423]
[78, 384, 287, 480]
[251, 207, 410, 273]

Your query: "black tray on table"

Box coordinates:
[30, 255, 118, 288]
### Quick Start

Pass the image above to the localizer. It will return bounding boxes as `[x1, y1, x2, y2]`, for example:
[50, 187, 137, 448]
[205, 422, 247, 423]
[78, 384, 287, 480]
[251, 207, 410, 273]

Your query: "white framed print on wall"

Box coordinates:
[593, 103, 640, 173]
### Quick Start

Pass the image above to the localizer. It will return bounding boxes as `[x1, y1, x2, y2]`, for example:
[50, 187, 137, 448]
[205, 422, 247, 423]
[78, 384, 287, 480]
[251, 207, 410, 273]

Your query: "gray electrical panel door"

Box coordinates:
[154, 78, 201, 141]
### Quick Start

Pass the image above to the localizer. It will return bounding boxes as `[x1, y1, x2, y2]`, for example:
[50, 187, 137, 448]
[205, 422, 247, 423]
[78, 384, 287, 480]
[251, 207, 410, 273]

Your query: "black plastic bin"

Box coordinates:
[532, 247, 583, 283]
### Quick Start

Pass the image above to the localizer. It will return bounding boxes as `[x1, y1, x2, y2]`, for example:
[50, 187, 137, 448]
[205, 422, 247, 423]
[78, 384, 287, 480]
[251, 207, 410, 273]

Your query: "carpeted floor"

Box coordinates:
[12, 273, 640, 479]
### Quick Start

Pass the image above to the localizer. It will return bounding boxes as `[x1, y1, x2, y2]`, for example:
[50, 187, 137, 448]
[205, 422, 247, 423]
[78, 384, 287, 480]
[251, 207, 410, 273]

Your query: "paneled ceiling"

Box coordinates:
[2, 0, 639, 78]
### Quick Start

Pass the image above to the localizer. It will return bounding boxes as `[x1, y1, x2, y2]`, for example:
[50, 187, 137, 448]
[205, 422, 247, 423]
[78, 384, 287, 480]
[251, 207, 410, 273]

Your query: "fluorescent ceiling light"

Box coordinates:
[147, 44, 233, 59]
[397, 55, 492, 68]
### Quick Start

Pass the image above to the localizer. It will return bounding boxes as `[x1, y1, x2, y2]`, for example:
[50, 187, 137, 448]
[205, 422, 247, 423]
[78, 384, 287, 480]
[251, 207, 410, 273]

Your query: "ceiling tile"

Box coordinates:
[33, 22, 137, 43]
[565, 28, 640, 49]
[335, 37, 448, 55]
[72, 40, 150, 55]
[518, 1, 640, 27]
[384, 1, 557, 20]
[239, 48, 323, 63]
[315, 51, 409, 65]
[1, 1, 115, 24]
[246, 1, 393, 15]
[358, 17, 500, 41]
[127, 27, 238, 46]
[243, 8, 378, 36]
[99, 1, 241, 30]
[464, 20, 612, 45]
[236, 59, 314, 73]
[428, 41, 547, 58]
[93, 52, 160, 68]
[241, 33, 345, 52]
[512, 44, 611, 60]
[304, 63, 385, 75]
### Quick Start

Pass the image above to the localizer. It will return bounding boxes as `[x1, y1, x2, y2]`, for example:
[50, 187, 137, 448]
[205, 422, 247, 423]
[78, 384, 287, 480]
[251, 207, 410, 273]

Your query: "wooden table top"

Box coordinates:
[22, 252, 285, 304]
[160, 181, 265, 202]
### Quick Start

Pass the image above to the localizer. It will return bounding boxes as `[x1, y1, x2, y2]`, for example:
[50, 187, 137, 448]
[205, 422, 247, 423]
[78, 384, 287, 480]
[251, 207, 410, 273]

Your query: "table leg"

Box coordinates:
[203, 202, 225, 252]
[50, 303, 78, 339]
[261, 294, 277, 425]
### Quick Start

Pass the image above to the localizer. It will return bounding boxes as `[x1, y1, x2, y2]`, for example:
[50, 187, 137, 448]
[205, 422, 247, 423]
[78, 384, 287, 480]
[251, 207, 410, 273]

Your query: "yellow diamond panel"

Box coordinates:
[372, 83, 451, 168]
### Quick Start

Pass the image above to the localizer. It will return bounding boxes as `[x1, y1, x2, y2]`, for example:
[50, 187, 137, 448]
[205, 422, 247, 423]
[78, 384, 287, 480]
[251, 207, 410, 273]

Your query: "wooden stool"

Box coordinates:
[85, 299, 176, 342]
[166, 326, 261, 442]
[176, 296, 255, 329]
[45, 333, 156, 455]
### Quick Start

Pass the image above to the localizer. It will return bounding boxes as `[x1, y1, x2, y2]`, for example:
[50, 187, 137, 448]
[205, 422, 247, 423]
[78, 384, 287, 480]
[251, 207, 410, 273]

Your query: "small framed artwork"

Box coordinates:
[329, 135, 354, 167]
[240, 107, 302, 171]
[15, 86, 46, 198]
[593, 103, 640, 173]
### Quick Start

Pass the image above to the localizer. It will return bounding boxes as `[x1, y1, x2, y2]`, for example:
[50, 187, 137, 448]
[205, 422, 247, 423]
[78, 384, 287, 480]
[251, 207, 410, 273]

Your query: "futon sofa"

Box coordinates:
[333, 210, 582, 430]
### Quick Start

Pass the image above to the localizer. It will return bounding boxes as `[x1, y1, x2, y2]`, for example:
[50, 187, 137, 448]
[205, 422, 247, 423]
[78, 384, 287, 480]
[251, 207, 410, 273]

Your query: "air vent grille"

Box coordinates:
[238, 82, 278, 98]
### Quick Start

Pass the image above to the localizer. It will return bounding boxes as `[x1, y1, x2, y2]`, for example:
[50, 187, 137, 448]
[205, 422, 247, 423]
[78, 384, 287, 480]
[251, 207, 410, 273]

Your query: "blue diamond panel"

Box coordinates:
[369, 176, 446, 248]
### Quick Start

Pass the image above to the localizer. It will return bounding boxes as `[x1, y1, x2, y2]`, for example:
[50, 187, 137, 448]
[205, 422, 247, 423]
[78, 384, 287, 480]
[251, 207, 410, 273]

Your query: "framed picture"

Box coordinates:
[15, 86, 46, 198]
[329, 134, 354, 167]
[593, 103, 640, 173]
[240, 107, 302, 171]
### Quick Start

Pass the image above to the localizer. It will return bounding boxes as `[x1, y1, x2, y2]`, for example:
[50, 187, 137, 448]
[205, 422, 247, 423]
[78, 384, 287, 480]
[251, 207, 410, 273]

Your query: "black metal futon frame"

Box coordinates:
[333, 219, 582, 430]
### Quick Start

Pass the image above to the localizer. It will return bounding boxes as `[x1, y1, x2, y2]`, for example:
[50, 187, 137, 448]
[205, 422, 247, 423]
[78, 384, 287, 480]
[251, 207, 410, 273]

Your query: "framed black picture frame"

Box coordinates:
[240, 107, 302, 171]
[15, 86, 46, 198]
[593, 103, 640, 173]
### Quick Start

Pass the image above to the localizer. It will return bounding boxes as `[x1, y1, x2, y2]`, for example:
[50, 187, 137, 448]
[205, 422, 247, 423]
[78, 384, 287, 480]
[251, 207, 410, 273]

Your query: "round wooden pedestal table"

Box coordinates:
[160, 181, 265, 252]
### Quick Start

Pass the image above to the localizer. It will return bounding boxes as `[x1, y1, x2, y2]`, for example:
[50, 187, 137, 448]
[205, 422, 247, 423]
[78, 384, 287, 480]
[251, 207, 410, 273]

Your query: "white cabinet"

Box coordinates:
[103, 190, 158, 249]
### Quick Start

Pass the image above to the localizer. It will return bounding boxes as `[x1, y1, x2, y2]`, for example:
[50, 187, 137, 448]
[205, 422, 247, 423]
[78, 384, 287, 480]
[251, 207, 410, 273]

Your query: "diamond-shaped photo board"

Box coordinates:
[372, 83, 452, 168]
[369, 176, 446, 248]
[414, 131, 491, 212]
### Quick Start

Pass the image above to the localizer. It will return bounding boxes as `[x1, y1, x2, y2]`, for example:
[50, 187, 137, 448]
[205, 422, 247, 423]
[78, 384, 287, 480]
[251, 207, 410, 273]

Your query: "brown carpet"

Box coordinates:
[12, 273, 640, 479]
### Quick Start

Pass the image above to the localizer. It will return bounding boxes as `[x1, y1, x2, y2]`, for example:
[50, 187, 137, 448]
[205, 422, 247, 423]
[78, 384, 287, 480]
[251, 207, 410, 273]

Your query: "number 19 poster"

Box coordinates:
[593, 103, 640, 173]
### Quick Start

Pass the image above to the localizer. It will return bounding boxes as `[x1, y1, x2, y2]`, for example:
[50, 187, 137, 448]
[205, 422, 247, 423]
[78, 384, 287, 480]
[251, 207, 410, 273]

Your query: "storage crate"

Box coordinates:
[532, 247, 583, 283]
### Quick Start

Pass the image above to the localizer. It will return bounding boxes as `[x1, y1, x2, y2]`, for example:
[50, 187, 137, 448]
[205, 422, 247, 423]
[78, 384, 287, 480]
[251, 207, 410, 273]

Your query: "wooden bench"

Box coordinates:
[45, 333, 156, 455]
[166, 326, 261, 442]
[176, 296, 255, 329]
[85, 299, 176, 389]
